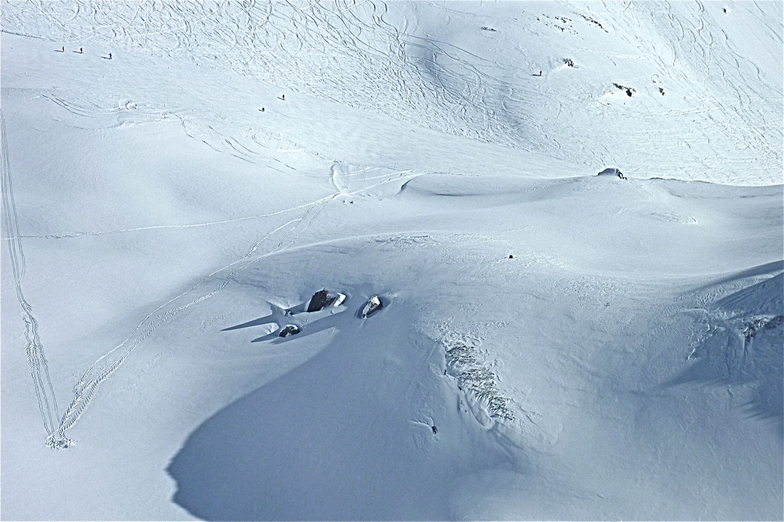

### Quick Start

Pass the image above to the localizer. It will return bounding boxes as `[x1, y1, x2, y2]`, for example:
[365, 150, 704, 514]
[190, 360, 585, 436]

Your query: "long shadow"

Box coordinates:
[222, 313, 278, 331]
[223, 294, 388, 343]
[223, 299, 310, 331]
[222, 296, 356, 343]
[665, 273, 784, 437]
[167, 302, 518, 520]
[249, 305, 356, 343]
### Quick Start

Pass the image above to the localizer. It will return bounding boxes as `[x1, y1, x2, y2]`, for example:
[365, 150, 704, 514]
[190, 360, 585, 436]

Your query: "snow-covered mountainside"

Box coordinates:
[2, 1, 782, 520]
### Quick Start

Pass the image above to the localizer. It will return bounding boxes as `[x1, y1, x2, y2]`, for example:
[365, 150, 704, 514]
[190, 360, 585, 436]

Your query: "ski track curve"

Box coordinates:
[9, 0, 779, 184]
[3, 0, 781, 448]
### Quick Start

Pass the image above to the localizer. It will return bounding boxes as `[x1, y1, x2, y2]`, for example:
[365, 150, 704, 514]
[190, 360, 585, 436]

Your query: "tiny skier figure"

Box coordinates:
[279, 94, 285, 101]
[108, 52, 112, 59]
[539, 70, 543, 76]
[61, 46, 65, 52]
[259, 107, 265, 112]
[79, 47, 83, 54]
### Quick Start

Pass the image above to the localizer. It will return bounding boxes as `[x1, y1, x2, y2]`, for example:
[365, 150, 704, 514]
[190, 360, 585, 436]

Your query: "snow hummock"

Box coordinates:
[2, 1, 782, 520]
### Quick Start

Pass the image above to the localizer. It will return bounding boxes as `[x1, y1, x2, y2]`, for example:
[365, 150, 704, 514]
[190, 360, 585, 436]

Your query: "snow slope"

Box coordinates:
[2, 1, 782, 520]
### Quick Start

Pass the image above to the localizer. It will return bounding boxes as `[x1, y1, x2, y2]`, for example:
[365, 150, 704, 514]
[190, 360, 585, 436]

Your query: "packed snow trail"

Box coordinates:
[0, 110, 63, 446]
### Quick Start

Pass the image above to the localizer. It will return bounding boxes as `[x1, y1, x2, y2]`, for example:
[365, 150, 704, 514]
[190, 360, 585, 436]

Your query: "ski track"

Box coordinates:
[51, 214, 306, 446]
[7, 0, 779, 183]
[2, 0, 781, 447]
[1, 110, 63, 447]
[5, 1, 578, 165]
[40, 155, 416, 446]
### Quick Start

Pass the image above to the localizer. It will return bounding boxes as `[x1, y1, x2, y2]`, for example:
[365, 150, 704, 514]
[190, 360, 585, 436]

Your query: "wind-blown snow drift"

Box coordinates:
[2, 1, 782, 520]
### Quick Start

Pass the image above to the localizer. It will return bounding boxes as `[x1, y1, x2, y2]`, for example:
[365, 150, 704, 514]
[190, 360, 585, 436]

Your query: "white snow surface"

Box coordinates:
[1, 1, 782, 520]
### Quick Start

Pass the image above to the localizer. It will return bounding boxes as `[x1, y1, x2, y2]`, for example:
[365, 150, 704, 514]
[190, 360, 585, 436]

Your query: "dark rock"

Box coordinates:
[307, 289, 330, 312]
[613, 83, 636, 97]
[279, 325, 301, 337]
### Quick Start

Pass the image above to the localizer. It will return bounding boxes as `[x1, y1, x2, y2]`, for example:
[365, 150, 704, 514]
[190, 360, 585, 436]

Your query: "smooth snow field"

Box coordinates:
[1, 1, 782, 520]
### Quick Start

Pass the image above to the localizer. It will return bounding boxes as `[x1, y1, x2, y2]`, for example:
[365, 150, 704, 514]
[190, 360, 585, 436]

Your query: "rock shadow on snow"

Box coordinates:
[222, 291, 388, 343]
[222, 289, 351, 342]
[667, 272, 784, 436]
[170, 303, 517, 520]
